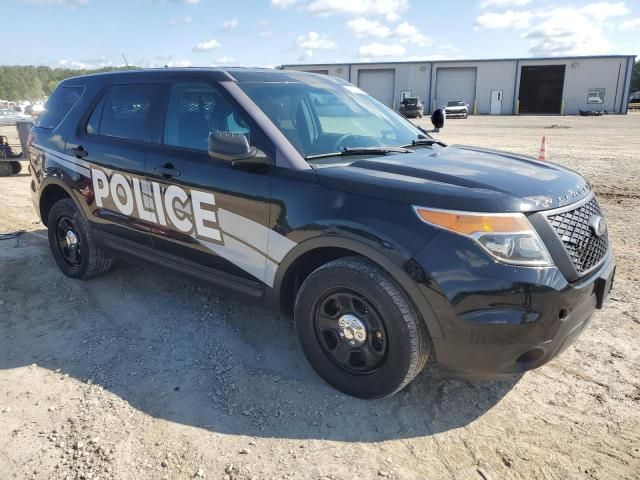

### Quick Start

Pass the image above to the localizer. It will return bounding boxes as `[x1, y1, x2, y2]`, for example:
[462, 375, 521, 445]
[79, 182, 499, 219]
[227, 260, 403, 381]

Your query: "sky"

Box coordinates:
[4, 0, 639, 69]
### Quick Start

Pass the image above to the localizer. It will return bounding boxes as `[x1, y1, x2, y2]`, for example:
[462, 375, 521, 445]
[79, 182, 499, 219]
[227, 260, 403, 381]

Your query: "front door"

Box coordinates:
[145, 81, 274, 285]
[490, 90, 503, 115]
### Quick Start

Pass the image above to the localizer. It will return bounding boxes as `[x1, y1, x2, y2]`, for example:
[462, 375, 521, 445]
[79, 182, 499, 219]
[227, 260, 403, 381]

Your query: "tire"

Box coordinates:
[294, 256, 430, 399]
[47, 198, 113, 279]
[0, 162, 12, 177]
[11, 161, 22, 175]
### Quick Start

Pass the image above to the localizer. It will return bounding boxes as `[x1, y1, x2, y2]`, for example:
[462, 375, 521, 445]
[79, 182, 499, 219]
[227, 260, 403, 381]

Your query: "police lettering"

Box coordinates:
[91, 168, 221, 242]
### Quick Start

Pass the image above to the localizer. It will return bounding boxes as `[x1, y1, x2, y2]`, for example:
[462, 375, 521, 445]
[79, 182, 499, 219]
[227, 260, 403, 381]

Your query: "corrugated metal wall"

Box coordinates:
[283, 55, 635, 115]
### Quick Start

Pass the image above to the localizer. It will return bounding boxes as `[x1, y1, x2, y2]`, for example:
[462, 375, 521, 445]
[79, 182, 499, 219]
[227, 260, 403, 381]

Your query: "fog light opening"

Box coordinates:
[559, 309, 568, 320]
[516, 348, 545, 365]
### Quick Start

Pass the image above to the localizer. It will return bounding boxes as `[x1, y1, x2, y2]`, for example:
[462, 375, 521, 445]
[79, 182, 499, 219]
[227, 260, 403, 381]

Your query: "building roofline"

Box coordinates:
[280, 54, 637, 69]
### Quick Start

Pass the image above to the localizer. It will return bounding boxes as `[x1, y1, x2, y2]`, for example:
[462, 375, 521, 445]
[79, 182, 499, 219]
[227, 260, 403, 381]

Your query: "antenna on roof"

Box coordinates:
[121, 54, 131, 70]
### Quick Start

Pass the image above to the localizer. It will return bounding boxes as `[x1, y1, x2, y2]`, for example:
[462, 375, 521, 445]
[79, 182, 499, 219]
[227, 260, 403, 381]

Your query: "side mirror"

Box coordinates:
[208, 132, 271, 167]
[431, 108, 446, 132]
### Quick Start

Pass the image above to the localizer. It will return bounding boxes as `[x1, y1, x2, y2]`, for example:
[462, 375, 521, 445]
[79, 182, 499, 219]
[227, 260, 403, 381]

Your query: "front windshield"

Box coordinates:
[239, 81, 424, 159]
[447, 101, 465, 107]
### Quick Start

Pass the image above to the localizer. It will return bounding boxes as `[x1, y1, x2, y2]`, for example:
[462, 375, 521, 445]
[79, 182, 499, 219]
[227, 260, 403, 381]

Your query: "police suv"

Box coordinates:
[29, 68, 615, 399]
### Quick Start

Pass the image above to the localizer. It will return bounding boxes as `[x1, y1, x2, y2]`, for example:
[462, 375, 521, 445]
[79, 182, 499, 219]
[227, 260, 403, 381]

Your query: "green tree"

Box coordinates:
[0, 65, 135, 102]
[631, 59, 640, 93]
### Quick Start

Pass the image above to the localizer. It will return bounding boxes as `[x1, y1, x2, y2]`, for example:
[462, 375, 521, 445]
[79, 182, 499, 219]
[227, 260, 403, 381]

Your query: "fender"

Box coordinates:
[37, 176, 89, 225]
[269, 229, 443, 340]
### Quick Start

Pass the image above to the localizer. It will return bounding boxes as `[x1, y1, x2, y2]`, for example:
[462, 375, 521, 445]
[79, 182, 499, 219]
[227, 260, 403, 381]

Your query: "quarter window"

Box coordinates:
[88, 84, 164, 142]
[35, 86, 84, 129]
[163, 83, 250, 151]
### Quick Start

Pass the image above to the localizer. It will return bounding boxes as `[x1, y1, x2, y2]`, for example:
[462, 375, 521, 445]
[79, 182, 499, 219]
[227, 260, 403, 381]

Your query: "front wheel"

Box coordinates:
[294, 257, 430, 398]
[47, 198, 114, 279]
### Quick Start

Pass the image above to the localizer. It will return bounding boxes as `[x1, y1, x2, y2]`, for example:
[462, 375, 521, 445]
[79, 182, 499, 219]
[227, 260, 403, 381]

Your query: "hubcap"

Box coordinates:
[313, 289, 388, 374]
[337, 314, 367, 347]
[56, 216, 82, 267]
[65, 230, 79, 247]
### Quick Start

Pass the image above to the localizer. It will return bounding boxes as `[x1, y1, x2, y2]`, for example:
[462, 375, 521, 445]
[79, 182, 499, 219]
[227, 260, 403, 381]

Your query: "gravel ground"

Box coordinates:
[1, 114, 639, 480]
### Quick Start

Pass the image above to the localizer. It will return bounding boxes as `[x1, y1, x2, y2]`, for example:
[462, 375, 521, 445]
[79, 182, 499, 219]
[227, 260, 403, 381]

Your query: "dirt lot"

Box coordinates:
[1, 114, 639, 480]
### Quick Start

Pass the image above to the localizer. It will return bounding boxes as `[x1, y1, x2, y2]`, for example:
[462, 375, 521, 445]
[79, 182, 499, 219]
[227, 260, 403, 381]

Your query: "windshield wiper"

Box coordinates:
[402, 138, 448, 148]
[305, 146, 411, 160]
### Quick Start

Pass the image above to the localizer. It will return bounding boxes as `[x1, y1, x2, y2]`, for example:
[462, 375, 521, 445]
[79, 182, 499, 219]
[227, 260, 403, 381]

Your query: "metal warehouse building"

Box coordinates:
[282, 55, 636, 115]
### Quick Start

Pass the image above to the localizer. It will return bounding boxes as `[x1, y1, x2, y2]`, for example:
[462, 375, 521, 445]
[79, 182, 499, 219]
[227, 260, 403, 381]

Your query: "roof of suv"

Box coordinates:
[63, 67, 335, 84]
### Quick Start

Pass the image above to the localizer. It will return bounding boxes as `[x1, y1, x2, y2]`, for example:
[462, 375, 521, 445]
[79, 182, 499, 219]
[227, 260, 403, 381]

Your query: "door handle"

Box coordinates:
[154, 163, 181, 179]
[70, 146, 88, 159]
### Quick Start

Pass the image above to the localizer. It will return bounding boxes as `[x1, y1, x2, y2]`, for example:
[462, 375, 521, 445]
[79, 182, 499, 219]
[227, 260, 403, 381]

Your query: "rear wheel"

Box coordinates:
[10, 161, 22, 175]
[294, 257, 430, 398]
[47, 198, 113, 279]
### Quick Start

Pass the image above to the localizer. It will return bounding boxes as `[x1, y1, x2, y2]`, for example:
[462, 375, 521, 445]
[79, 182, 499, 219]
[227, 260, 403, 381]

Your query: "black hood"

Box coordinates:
[314, 145, 592, 213]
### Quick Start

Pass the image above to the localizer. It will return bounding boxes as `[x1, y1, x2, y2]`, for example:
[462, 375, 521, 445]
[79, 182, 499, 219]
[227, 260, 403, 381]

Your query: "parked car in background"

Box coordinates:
[399, 97, 423, 118]
[444, 100, 469, 119]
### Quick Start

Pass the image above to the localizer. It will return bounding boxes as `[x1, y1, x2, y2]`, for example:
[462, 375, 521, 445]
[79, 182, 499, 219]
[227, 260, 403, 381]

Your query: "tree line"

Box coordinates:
[0, 65, 134, 102]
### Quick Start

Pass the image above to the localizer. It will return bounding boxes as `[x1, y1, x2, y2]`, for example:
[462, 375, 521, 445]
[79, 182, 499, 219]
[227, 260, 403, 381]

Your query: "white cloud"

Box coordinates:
[479, 0, 530, 8]
[621, 18, 640, 30]
[580, 1, 628, 18]
[271, 0, 299, 7]
[473, 1, 630, 55]
[215, 56, 236, 64]
[58, 55, 114, 69]
[223, 18, 239, 30]
[166, 60, 193, 67]
[358, 42, 405, 57]
[295, 31, 337, 49]
[169, 15, 192, 25]
[394, 22, 432, 47]
[259, 30, 273, 38]
[522, 3, 629, 56]
[298, 49, 314, 61]
[347, 18, 392, 38]
[275, 0, 409, 21]
[21, 0, 88, 5]
[347, 18, 431, 46]
[474, 10, 533, 29]
[193, 38, 221, 52]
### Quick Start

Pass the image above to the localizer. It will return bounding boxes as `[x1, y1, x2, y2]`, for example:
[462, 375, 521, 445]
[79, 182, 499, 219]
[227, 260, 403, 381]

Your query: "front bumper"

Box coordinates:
[445, 109, 468, 118]
[412, 230, 615, 378]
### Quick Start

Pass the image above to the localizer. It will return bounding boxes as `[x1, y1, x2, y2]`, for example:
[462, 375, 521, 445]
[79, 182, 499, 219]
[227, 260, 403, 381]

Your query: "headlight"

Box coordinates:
[413, 207, 553, 266]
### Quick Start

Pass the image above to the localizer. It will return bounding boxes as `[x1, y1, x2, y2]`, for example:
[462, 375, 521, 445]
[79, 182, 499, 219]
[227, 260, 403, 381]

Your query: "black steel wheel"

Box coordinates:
[295, 256, 431, 399]
[47, 198, 113, 279]
[313, 288, 388, 374]
[55, 215, 83, 267]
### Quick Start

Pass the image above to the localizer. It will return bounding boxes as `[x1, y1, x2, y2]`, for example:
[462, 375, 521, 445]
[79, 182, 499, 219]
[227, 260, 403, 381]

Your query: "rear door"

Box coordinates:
[65, 82, 167, 247]
[144, 80, 275, 285]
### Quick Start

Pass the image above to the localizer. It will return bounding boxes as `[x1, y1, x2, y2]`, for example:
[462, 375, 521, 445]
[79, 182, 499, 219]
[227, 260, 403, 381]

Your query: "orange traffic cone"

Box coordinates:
[538, 136, 547, 161]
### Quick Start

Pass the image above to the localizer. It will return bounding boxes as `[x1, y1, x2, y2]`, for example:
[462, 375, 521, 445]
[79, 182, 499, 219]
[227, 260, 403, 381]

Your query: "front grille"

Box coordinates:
[547, 196, 609, 274]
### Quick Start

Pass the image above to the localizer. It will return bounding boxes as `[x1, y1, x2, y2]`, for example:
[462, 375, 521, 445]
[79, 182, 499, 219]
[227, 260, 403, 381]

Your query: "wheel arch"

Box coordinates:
[39, 180, 77, 227]
[272, 235, 442, 339]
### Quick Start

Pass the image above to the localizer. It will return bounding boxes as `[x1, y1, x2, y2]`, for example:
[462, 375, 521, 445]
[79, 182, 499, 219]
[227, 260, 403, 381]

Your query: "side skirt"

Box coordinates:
[98, 232, 265, 298]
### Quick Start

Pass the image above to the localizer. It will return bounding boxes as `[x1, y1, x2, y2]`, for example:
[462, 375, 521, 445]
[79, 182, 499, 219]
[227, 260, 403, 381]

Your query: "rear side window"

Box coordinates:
[88, 84, 164, 142]
[34, 86, 84, 129]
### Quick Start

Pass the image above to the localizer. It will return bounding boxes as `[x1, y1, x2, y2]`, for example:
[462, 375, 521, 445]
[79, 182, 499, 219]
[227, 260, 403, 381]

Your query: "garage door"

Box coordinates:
[435, 67, 477, 109]
[358, 69, 395, 107]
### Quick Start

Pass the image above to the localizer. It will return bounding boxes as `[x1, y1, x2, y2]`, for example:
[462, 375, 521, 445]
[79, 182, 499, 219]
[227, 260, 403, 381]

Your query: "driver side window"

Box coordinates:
[164, 82, 250, 151]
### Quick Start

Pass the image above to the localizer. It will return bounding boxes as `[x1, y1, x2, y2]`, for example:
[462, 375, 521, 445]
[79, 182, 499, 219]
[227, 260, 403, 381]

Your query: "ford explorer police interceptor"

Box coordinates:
[28, 68, 615, 399]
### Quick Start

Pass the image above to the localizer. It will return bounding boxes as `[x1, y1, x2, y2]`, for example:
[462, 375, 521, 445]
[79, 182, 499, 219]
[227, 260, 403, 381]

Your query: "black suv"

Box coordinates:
[28, 69, 615, 399]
